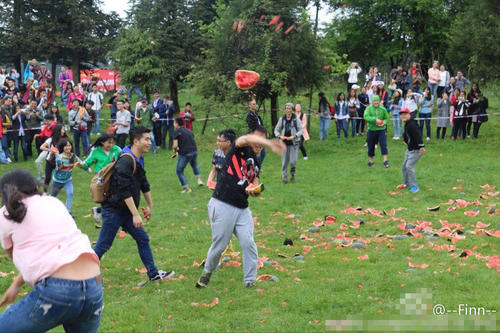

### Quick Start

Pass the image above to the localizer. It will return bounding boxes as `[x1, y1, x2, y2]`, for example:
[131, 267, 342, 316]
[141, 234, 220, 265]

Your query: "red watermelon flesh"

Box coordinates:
[235, 70, 260, 89]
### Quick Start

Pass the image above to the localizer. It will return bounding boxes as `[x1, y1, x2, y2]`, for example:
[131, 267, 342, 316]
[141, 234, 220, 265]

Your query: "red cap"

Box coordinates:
[400, 108, 411, 114]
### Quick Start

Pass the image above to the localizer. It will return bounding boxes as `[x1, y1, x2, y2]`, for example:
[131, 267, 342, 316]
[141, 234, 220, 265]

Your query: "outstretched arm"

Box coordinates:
[235, 134, 285, 155]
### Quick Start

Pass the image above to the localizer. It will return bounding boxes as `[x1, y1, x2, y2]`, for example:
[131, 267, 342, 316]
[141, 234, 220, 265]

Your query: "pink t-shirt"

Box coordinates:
[0, 195, 99, 286]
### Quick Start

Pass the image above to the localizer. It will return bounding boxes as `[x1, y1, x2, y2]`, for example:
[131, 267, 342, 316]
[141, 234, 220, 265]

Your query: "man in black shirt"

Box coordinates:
[173, 117, 203, 193]
[94, 126, 174, 281]
[401, 108, 426, 193]
[246, 99, 266, 165]
[196, 125, 285, 289]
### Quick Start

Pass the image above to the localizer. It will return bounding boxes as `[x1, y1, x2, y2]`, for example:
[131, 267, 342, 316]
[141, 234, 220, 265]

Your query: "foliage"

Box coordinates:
[324, 0, 457, 71]
[188, 0, 327, 125]
[446, 0, 500, 81]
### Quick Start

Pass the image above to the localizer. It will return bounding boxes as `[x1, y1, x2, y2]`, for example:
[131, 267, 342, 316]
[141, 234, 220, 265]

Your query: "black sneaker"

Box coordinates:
[150, 270, 175, 281]
[245, 282, 257, 289]
[383, 161, 390, 168]
[290, 176, 295, 184]
[368, 161, 374, 167]
[195, 271, 211, 288]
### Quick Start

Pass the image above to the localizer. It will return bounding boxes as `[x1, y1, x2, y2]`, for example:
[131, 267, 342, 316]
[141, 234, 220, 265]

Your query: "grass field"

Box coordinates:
[0, 84, 499, 332]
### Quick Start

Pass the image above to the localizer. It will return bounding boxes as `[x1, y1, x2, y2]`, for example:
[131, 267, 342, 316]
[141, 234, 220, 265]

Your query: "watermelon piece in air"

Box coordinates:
[235, 70, 260, 90]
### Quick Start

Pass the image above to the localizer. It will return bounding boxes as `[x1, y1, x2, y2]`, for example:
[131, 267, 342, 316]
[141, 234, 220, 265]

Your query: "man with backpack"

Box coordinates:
[274, 102, 303, 184]
[93, 126, 174, 282]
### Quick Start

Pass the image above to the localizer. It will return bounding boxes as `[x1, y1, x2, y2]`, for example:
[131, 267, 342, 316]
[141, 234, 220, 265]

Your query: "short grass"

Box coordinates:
[0, 84, 499, 332]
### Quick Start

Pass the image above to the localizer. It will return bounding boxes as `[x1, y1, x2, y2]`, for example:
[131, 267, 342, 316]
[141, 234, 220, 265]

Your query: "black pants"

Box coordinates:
[299, 136, 307, 157]
[44, 161, 55, 187]
[116, 133, 128, 148]
[436, 127, 447, 139]
[466, 117, 472, 136]
[12, 134, 28, 161]
[25, 129, 40, 157]
[452, 119, 466, 139]
[472, 122, 482, 138]
[356, 109, 365, 133]
[153, 122, 162, 147]
[161, 123, 174, 149]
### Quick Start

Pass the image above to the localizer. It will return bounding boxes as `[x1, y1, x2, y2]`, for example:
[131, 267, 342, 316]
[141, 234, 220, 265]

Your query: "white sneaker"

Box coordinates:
[392, 136, 397, 140]
[91, 207, 101, 222]
[426, 137, 430, 141]
[395, 136, 400, 140]
[7, 157, 11, 163]
[303, 156, 308, 160]
[363, 142, 367, 147]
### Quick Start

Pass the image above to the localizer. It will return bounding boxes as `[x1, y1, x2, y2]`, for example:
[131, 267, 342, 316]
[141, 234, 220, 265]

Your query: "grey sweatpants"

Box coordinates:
[282, 144, 299, 180]
[204, 198, 258, 284]
[402, 150, 421, 187]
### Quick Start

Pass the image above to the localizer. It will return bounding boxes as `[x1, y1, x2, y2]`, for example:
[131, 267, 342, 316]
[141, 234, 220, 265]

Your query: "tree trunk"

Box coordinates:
[13, 0, 22, 74]
[270, 93, 278, 129]
[51, 57, 57, 89]
[307, 0, 320, 133]
[71, 52, 80, 84]
[169, 78, 179, 114]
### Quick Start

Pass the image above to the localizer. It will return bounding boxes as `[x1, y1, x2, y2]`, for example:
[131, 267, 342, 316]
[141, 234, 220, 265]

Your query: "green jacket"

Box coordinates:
[364, 105, 388, 131]
[83, 145, 122, 173]
[135, 106, 153, 130]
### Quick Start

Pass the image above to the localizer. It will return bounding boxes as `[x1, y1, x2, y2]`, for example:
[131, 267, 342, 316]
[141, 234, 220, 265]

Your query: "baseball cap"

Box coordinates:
[400, 108, 411, 114]
[371, 95, 380, 102]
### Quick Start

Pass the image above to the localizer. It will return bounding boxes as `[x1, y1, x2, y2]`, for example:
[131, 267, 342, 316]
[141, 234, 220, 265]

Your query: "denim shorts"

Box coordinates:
[0, 275, 103, 333]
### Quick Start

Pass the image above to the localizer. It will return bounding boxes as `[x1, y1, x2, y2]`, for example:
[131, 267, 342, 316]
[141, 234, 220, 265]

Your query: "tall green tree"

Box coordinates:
[446, 0, 500, 80]
[324, 0, 457, 71]
[190, 0, 326, 126]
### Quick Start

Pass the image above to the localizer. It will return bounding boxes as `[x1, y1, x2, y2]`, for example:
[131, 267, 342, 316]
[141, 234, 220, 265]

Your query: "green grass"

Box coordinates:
[0, 84, 499, 332]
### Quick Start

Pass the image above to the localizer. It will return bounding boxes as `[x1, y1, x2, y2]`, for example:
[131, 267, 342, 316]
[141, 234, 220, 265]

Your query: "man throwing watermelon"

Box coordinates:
[196, 126, 285, 289]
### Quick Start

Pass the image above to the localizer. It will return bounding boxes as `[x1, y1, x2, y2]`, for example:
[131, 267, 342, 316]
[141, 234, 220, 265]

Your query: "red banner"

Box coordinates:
[66, 69, 121, 92]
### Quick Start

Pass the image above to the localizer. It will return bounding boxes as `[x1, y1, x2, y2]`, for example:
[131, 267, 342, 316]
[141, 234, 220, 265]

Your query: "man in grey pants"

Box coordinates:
[274, 103, 303, 184]
[400, 108, 426, 193]
[196, 126, 285, 289]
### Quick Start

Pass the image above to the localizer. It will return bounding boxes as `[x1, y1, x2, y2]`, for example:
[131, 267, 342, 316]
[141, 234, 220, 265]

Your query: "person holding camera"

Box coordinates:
[346, 62, 362, 92]
[113, 99, 131, 148]
[179, 102, 195, 132]
[68, 99, 90, 157]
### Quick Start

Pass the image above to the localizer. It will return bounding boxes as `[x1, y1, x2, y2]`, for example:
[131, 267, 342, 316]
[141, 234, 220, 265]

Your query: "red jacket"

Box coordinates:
[179, 110, 195, 131]
[39, 121, 57, 139]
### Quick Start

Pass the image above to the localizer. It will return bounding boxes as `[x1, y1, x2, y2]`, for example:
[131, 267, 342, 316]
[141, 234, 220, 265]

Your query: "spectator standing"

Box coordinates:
[334, 92, 349, 139]
[436, 91, 451, 139]
[389, 89, 403, 140]
[135, 98, 157, 154]
[419, 87, 434, 141]
[58, 66, 73, 90]
[437, 64, 450, 98]
[162, 96, 176, 149]
[87, 84, 103, 134]
[24, 99, 43, 157]
[400, 108, 426, 193]
[427, 60, 440, 98]
[9, 68, 20, 89]
[246, 99, 266, 163]
[179, 102, 195, 132]
[113, 100, 131, 148]
[455, 71, 470, 92]
[471, 92, 488, 138]
[10, 104, 28, 161]
[295, 103, 309, 159]
[318, 92, 331, 140]
[357, 87, 369, 135]
[452, 91, 470, 140]
[346, 62, 362, 92]
[347, 89, 359, 138]
[68, 99, 90, 157]
[151, 91, 163, 147]
[409, 62, 424, 93]
[35, 63, 53, 90]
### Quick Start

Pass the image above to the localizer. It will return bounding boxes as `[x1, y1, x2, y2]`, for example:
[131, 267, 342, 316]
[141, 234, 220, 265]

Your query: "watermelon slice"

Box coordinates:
[207, 180, 217, 190]
[235, 70, 260, 90]
[246, 183, 264, 195]
[427, 205, 440, 211]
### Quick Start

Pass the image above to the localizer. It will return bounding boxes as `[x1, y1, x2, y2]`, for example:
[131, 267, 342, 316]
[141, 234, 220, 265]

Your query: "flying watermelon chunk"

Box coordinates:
[235, 70, 260, 90]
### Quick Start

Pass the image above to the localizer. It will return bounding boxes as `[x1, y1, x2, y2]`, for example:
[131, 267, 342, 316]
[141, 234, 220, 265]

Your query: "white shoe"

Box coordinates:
[7, 157, 11, 163]
[363, 142, 367, 147]
[392, 136, 397, 140]
[395, 136, 400, 140]
[303, 156, 308, 160]
[426, 137, 430, 141]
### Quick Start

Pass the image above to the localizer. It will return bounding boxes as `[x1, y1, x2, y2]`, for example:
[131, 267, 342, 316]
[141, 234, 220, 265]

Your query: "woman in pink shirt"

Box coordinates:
[427, 60, 440, 99]
[0, 169, 102, 332]
[66, 85, 85, 110]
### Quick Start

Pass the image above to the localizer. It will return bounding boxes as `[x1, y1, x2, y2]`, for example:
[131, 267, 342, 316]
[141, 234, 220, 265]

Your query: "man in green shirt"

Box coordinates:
[135, 98, 157, 154]
[363, 95, 389, 168]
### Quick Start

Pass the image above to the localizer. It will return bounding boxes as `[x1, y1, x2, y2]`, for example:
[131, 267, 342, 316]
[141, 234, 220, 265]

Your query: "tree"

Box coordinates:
[446, 0, 500, 80]
[324, 0, 456, 72]
[189, 0, 326, 127]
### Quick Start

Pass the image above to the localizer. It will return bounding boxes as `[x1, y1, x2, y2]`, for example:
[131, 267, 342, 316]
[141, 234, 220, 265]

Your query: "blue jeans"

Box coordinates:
[150, 132, 157, 153]
[336, 118, 348, 138]
[12, 134, 27, 161]
[93, 109, 101, 134]
[393, 113, 402, 137]
[176, 151, 200, 187]
[73, 129, 89, 157]
[51, 180, 74, 212]
[94, 208, 159, 279]
[128, 86, 143, 99]
[428, 83, 438, 97]
[419, 113, 431, 138]
[0, 144, 7, 164]
[349, 118, 356, 137]
[0, 276, 103, 333]
[319, 117, 330, 140]
[1, 135, 10, 158]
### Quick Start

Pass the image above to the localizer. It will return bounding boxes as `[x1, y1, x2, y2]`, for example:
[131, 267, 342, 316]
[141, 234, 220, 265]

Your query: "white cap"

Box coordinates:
[351, 84, 360, 90]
